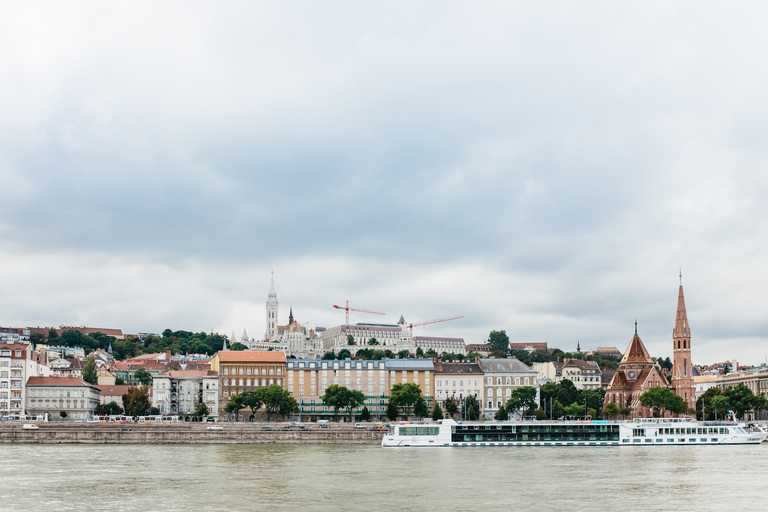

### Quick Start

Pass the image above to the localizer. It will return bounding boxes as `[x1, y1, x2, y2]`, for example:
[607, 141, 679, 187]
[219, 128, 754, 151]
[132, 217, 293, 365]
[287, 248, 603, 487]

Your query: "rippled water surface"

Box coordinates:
[2, 444, 767, 511]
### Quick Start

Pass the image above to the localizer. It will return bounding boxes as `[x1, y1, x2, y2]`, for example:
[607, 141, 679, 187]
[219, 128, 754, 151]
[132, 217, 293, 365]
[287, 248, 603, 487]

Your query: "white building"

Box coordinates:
[321, 316, 416, 353]
[26, 376, 100, 421]
[433, 362, 484, 416]
[1, 343, 50, 419]
[414, 336, 467, 355]
[152, 370, 219, 420]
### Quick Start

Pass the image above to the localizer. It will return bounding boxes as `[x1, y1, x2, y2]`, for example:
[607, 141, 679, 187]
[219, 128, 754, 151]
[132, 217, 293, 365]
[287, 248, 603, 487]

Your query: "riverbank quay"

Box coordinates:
[0, 423, 385, 444]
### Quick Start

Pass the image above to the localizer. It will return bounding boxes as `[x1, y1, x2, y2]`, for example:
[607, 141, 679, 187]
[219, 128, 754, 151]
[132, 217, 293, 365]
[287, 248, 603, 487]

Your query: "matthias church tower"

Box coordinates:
[265, 271, 279, 341]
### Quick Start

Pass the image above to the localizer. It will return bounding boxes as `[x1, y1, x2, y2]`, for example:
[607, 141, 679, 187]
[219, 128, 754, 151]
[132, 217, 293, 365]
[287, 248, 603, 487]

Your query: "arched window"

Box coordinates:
[487, 377, 492, 385]
[684, 359, 687, 376]
[683, 340, 686, 349]
[524, 377, 529, 385]
[505, 377, 511, 385]
[496, 377, 502, 385]
[515, 377, 520, 386]
[678, 340, 680, 349]
[488, 388, 494, 397]
[505, 388, 512, 397]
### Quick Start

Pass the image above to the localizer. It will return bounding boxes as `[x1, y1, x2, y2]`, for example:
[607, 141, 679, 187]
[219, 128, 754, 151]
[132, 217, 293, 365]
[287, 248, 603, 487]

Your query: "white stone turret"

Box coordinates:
[265, 270, 279, 341]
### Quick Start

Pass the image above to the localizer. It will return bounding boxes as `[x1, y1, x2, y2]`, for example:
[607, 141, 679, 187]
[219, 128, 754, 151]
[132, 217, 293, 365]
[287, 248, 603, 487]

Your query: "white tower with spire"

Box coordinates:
[265, 271, 279, 341]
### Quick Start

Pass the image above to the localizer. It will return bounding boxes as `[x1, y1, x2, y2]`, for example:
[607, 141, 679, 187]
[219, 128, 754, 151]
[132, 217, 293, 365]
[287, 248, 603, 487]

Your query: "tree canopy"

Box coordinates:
[639, 386, 687, 417]
[506, 386, 538, 415]
[390, 383, 422, 420]
[133, 368, 153, 386]
[81, 357, 97, 385]
[122, 387, 151, 416]
[488, 330, 510, 353]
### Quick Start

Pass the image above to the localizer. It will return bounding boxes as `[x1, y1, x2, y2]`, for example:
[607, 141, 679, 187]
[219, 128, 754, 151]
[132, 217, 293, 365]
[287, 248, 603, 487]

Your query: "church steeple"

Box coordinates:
[289, 307, 294, 325]
[265, 271, 279, 341]
[672, 271, 694, 407]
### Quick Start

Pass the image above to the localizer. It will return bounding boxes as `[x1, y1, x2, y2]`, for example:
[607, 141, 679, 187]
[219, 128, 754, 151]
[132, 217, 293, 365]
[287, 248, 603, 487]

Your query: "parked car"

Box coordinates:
[262, 426, 273, 431]
[319, 423, 331, 429]
[353, 423, 367, 429]
[207, 425, 223, 431]
[22, 424, 39, 430]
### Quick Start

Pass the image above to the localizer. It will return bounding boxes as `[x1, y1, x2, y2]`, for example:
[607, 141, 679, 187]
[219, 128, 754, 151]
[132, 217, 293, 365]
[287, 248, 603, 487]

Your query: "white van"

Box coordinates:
[22, 424, 39, 430]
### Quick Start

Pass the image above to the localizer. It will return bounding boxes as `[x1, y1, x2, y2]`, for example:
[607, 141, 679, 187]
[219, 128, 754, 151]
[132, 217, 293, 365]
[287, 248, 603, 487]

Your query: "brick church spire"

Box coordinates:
[672, 271, 694, 407]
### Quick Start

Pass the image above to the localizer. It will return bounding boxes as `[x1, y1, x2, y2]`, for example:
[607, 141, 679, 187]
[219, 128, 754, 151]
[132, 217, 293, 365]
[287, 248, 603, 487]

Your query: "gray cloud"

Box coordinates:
[2, 2, 768, 364]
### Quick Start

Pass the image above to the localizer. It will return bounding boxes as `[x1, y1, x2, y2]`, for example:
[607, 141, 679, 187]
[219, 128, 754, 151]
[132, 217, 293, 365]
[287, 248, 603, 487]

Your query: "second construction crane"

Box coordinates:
[333, 300, 385, 325]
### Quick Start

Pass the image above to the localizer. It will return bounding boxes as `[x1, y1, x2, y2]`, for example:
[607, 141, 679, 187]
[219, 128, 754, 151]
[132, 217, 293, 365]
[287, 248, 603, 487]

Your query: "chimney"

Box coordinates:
[166, 350, 171, 361]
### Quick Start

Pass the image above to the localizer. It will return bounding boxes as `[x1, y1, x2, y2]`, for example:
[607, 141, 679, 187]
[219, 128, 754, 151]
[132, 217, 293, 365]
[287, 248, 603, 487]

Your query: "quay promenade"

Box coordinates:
[0, 422, 385, 444]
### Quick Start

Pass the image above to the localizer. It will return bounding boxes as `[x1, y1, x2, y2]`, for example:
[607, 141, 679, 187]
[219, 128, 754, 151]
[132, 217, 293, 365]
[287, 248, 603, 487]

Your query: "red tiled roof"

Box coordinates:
[27, 376, 96, 387]
[96, 385, 134, 396]
[218, 351, 286, 363]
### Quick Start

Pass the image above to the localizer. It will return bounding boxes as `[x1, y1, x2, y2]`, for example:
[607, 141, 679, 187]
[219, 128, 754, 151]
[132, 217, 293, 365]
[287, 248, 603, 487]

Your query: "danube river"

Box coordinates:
[1, 444, 766, 511]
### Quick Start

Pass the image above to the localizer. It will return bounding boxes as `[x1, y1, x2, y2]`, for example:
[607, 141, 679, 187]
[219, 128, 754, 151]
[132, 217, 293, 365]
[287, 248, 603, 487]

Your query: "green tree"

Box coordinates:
[555, 379, 579, 407]
[506, 386, 538, 415]
[416, 347, 424, 357]
[337, 349, 352, 359]
[488, 330, 510, 353]
[464, 395, 480, 420]
[386, 402, 399, 421]
[494, 404, 508, 421]
[343, 389, 367, 422]
[133, 368, 153, 386]
[229, 342, 247, 351]
[582, 388, 606, 414]
[603, 402, 620, 419]
[98, 401, 123, 416]
[397, 349, 410, 359]
[444, 396, 459, 419]
[534, 407, 548, 420]
[258, 384, 293, 421]
[696, 387, 722, 420]
[240, 390, 264, 421]
[321, 384, 347, 421]
[431, 403, 444, 421]
[81, 357, 98, 385]
[425, 349, 437, 358]
[60, 411, 68, 419]
[122, 386, 151, 416]
[563, 401, 584, 418]
[359, 406, 371, 422]
[711, 395, 730, 419]
[322, 351, 336, 360]
[723, 384, 762, 419]
[367, 338, 379, 346]
[115, 377, 127, 385]
[279, 394, 299, 420]
[48, 328, 59, 340]
[30, 332, 45, 346]
[194, 403, 210, 420]
[347, 334, 356, 346]
[149, 407, 160, 416]
[619, 406, 632, 419]
[390, 383, 422, 420]
[224, 393, 246, 421]
[414, 398, 429, 419]
[639, 386, 686, 417]
[552, 400, 565, 419]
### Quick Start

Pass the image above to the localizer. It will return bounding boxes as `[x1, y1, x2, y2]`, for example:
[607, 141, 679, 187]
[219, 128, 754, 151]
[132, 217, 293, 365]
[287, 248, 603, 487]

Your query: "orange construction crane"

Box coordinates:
[333, 300, 385, 325]
[407, 315, 464, 336]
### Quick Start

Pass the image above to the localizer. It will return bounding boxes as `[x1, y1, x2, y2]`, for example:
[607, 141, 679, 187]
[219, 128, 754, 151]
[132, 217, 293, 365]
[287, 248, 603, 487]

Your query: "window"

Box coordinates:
[224, 368, 229, 375]
[239, 368, 244, 375]
[239, 379, 243, 386]
[496, 377, 501, 385]
[487, 377, 492, 385]
[247, 368, 252, 375]
[515, 377, 520, 385]
[505, 377, 511, 385]
[223, 379, 228, 386]
[246, 379, 251, 386]
[488, 388, 493, 397]
[524, 377, 529, 385]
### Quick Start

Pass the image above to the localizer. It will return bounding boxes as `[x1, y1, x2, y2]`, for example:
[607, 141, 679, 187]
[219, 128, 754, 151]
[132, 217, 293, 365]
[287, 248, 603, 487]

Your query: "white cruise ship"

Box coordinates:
[381, 417, 767, 447]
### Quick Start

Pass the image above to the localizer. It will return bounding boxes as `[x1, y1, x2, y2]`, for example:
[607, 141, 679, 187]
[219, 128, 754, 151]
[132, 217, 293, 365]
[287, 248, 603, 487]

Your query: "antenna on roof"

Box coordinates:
[634, 319, 638, 335]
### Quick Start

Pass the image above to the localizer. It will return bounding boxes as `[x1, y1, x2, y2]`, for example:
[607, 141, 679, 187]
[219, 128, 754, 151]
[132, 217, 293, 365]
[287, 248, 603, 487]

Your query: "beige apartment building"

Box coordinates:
[286, 358, 434, 421]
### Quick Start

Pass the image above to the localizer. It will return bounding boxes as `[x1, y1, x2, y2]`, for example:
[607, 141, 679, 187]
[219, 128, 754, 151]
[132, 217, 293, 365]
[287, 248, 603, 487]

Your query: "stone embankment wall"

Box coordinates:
[0, 423, 386, 444]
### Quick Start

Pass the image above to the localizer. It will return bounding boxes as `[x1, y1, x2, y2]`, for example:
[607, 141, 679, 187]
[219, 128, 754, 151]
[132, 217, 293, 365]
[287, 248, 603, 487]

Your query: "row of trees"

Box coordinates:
[539, 380, 606, 419]
[30, 328, 231, 359]
[696, 385, 767, 420]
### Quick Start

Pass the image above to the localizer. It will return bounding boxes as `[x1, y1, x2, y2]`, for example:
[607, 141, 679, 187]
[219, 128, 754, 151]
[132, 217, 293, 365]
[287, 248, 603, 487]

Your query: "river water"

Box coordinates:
[1, 444, 766, 511]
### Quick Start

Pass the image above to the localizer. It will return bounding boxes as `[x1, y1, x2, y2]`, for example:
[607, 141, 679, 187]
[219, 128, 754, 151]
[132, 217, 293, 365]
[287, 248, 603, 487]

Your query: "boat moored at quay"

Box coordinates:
[381, 417, 768, 447]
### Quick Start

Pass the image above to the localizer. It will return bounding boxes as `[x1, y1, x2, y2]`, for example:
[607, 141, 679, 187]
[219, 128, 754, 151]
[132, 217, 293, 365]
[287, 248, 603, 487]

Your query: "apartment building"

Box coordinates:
[211, 350, 286, 420]
[26, 376, 101, 421]
[152, 370, 219, 420]
[0, 343, 50, 418]
[479, 358, 538, 418]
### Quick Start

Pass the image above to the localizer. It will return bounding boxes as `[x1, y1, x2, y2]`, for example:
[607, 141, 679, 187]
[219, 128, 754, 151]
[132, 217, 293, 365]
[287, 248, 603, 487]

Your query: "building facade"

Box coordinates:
[433, 362, 483, 416]
[211, 351, 286, 421]
[1, 343, 50, 419]
[26, 376, 101, 421]
[413, 336, 467, 355]
[478, 358, 538, 418]
[152, 370, 219, 420]
[284, 357, 434, 421]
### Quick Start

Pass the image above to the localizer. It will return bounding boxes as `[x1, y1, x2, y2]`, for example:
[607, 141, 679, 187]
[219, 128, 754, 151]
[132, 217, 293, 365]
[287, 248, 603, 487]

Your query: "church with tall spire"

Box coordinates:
[604, 322, 668, 418]
[671, 271, 695, 408]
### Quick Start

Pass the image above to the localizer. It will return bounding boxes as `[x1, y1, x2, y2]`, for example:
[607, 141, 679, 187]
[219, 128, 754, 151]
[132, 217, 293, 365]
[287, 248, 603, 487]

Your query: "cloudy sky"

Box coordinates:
[2, 2, 767, 364]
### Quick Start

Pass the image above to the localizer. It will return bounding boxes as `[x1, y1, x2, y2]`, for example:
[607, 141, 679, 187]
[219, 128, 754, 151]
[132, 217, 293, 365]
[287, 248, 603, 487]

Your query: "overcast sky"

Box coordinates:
[2, 2, 767, 365]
